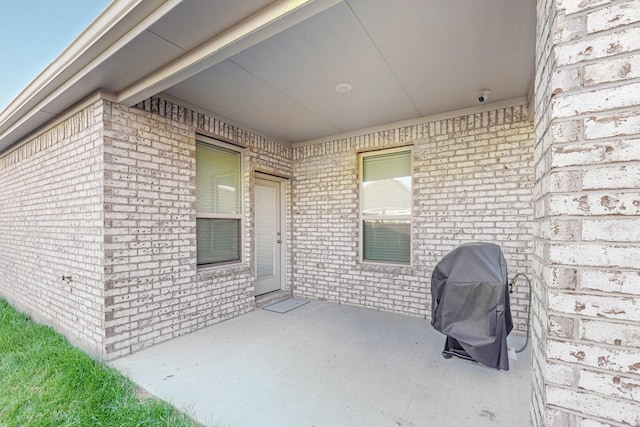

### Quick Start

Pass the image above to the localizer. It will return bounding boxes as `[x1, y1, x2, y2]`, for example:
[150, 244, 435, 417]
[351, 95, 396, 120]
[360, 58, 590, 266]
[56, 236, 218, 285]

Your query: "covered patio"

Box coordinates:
[112, 299, 531, 427]
[4, 0, 637, 424]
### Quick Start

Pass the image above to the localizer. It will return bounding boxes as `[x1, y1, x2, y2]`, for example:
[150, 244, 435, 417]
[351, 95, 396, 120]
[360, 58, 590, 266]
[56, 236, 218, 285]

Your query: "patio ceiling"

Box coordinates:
[0, 0, 535, 150]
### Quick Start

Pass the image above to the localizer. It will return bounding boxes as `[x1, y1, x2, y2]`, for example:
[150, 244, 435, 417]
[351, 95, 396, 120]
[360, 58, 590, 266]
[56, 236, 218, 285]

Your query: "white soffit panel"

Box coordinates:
[147, 0, 274, 51]
[229, 2, 420, 134]
[116, 0, 342, 107]
[166, 60, 341, 142]
[345, 0, 536, 115]
[81, 30, 185, 94]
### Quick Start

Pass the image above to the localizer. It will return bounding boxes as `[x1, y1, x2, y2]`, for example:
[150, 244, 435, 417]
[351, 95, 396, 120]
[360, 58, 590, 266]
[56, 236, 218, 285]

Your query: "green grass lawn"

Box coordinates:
[0, 298, 200, 427]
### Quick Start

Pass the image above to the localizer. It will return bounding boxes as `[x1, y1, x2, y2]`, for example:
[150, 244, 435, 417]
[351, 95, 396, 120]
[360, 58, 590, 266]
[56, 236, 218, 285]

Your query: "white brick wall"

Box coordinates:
[292, 104, 535, 329]
[0, 100, 105, 358]
[0, 3, 636, 425]
[1, 95, 295, 360]
[533, 0, 640, 425]
[101, 101, 199, 357]
[101, 97, 294, 358]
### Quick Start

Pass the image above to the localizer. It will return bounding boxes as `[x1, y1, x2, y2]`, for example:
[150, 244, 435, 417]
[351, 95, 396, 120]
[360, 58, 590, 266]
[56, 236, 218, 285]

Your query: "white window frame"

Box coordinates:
[196, 135, 244, 267]
[359, 146, 413, 266]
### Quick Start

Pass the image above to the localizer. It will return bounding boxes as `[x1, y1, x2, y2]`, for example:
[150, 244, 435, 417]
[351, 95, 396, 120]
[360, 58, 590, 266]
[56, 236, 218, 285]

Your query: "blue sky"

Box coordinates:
[0, 0, 111, 111]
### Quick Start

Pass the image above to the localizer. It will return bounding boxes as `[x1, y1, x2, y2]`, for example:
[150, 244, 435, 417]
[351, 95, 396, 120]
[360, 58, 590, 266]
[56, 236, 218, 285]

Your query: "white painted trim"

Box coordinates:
[254, 172, 290, 288]
[358, 146, 414, 267]
[0, 0, 154, 129]
[0, 0, 182, 150]
[0, 0, 143, 127]
[117, 0, 342, 107]
[254, 175, 288, 294]
[195, 135, 246, 268]
[294, 97, 529, 148]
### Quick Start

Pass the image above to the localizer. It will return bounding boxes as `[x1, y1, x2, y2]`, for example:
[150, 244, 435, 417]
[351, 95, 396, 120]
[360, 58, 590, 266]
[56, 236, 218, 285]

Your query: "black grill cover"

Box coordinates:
[431, 243, 513, 370]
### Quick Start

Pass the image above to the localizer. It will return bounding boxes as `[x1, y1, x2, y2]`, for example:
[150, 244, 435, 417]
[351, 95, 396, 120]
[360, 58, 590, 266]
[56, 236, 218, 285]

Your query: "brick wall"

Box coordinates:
[102, 97, 293, 358]
[533, 0, 640, 425]
[292, 103, 535, 331]
[531, 0, 556, 423]
[0, 100, 105, 358]
[0, 95, 294, 360]
[0, 97, 536, 364]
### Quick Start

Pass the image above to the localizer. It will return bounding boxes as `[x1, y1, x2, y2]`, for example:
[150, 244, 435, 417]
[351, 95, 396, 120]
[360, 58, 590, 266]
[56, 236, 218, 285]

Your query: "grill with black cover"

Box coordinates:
[431, 242, 513, 370]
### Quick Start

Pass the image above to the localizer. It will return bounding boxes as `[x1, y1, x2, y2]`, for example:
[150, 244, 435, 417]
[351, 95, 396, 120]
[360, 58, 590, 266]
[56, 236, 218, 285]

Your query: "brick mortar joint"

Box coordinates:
[546, 383, 640, 408]
[547, 359, 640, 382]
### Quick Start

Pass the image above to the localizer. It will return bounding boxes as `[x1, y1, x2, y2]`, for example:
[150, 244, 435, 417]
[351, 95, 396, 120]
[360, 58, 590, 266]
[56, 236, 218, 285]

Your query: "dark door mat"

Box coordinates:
[263, 298, 309, 313]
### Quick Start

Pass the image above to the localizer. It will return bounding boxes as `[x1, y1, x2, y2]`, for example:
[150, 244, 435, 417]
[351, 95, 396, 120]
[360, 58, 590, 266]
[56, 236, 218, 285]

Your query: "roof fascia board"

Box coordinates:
[0, 0, 184, 149]
[117, 0, 342, 107]
[0, 0, 148, 128]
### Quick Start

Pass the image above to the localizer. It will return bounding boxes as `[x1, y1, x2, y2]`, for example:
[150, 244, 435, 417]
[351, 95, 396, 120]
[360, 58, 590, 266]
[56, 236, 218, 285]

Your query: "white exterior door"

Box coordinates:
[255, 178, 283, 295]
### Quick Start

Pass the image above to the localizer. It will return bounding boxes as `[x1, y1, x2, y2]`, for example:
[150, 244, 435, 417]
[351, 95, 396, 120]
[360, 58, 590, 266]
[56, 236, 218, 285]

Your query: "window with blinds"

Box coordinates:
[196, 140, 242, 266]
[360, 148, 412, 264]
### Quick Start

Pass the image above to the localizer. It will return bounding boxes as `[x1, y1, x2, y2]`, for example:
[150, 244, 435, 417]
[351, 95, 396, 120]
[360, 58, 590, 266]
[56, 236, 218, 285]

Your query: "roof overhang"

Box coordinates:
[0, 0, 342, 152]
[0, 0, 536, 152]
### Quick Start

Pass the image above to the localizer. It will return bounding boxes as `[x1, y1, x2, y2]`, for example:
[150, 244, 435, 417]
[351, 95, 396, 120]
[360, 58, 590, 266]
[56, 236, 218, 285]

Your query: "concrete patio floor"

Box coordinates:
[111, 299, 532, 427]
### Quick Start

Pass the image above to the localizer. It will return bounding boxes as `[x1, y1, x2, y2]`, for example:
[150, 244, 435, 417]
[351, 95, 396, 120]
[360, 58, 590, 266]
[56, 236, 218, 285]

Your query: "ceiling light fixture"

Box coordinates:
[335, 82, 352, 93]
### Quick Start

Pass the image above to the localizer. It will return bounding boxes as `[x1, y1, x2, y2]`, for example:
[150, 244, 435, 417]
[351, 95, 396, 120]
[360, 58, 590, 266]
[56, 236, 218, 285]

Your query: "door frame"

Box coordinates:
[254, 172, 288, 295]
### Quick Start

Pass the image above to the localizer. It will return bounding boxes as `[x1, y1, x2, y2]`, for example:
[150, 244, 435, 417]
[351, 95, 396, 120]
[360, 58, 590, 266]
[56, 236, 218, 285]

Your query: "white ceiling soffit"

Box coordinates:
[0, 0, 535, 151]
[346, 0, 535, 116]
[0, 0, 342, 151]
[116, 0, 343, 107]
[168, 0, 535, 143]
